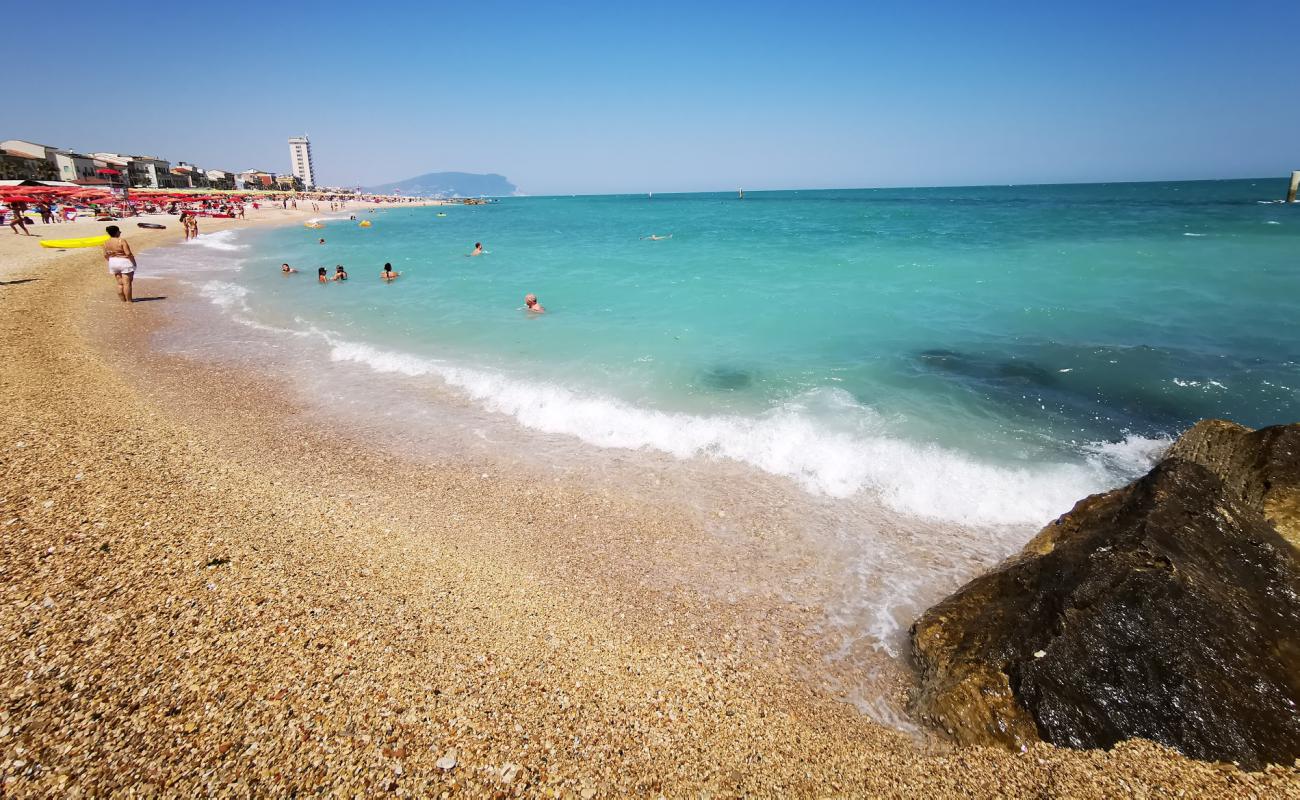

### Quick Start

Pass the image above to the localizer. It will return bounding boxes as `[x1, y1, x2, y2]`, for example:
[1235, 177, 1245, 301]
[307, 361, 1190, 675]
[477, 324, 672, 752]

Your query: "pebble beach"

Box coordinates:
[2, 213, 1298, 797]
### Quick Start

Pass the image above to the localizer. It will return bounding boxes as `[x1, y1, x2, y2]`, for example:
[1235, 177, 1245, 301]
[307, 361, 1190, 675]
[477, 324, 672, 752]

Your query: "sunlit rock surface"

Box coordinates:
[910, 420, 1300, 769]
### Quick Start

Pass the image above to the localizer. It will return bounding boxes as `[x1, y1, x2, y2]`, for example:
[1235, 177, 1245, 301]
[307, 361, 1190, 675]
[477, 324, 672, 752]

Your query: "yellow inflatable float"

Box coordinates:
[358, 220, 372, 228]
[40, 235, 110, 249]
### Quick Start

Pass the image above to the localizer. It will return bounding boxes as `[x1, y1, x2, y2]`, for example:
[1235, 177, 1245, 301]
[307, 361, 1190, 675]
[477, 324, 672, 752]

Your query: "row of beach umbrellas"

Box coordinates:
[0, 185, 255, 208]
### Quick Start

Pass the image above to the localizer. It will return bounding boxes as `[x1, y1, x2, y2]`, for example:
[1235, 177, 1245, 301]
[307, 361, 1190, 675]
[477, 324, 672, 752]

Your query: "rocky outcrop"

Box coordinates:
[910, 420, 1300, 769]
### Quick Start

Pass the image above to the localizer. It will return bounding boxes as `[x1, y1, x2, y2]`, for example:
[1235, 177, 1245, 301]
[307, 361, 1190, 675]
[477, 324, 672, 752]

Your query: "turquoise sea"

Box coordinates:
[149, 178, 1297, 710]
[166, 179, 1297, 526]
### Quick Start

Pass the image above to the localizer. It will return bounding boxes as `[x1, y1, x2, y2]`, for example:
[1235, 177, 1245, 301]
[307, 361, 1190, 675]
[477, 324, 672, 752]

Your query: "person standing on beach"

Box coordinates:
[102, 226, 137, 303]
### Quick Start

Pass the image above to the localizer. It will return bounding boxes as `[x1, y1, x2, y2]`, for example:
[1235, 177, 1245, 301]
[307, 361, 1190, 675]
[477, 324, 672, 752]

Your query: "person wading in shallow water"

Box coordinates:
[102, 226, 137, 303]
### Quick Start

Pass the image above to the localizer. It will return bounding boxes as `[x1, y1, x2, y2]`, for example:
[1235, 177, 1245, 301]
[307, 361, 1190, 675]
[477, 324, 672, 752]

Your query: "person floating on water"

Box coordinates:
[334, 265, 348, 281]
[470, 242, 484, 256]
[317, 267, 329, 284]
[640, 234, 672, 241]
[281, 263, 298, 274]
[102, 225, 137, 303]
[381, 263, 400, 281]
[523, 293, 545, 313]
[318, 238, 326, 245]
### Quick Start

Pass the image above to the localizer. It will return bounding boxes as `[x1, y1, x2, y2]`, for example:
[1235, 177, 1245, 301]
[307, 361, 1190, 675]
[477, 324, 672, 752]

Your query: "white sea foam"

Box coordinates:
[188, 230, 248, 251]
[1081, 433, 1172, 475]
[197, 280, 250, 310]
[320, 338, 1163, 527]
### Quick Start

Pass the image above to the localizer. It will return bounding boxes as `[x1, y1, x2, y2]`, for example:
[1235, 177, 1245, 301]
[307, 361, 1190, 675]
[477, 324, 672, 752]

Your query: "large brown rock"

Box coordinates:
[910, 420, 1300, 769]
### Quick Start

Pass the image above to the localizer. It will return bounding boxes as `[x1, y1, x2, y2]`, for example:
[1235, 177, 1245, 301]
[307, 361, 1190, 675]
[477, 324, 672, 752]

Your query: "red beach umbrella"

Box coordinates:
[4, 195, 38, 203]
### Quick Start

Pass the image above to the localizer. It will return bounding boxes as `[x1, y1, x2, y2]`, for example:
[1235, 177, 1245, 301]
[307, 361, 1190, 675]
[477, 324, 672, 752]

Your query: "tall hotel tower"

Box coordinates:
[288, 135, 316, 188]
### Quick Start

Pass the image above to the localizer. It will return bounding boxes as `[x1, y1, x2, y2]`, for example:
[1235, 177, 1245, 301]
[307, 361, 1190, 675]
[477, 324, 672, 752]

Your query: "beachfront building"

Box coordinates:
[0, 139, 63, 181]
[288, 135, 316, 189]
[3, 141, 100, 183]
[70, 176, 118, 190]
[99, 154, 171, 189]
[172, 162, 209, 188]
[53, 151, 98, 182]
[275, 174, 304, 191]
[1, 140, 57, 161]
[236, 170, 276, 190]
[89, 153, 131, 188]
[205, 169, 236, 190]
[0, 147, 59, 181]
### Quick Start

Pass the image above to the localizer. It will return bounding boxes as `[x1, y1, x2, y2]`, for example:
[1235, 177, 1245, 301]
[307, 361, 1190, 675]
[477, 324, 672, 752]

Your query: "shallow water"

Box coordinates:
[140, 179, 1300, 723]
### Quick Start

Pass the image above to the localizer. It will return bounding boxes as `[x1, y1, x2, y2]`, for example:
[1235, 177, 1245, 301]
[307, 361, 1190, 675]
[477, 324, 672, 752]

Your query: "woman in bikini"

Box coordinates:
[102, 226, 138, 302]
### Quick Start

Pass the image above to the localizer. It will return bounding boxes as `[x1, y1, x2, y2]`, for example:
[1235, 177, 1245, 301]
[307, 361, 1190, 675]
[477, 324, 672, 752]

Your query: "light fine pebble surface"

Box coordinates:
[1, 213, 1299, 797]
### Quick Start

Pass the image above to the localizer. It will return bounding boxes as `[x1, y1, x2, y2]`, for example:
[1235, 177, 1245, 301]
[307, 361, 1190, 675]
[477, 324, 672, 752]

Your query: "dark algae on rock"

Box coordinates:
[910, 420, 1300, 769]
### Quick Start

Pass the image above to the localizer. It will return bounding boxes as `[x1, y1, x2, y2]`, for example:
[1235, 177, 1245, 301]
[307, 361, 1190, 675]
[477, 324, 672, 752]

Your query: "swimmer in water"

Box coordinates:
[640, 234, 673, 241]
[381, 262, 400, 281]
[317, 267, 329, 284]
[470, 242, 484, 256]
[318, 238, 325, 245]
[281, 263, 298, 274]
[523, 293, 545, 313]
[334, 265, 348, 281]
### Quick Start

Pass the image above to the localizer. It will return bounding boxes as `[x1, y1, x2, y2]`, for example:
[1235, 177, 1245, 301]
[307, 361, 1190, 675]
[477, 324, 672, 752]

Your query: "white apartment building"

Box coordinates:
[288, 135, 316, 188]
[3, 139, 96, 181]
[54, 151, 99, 182]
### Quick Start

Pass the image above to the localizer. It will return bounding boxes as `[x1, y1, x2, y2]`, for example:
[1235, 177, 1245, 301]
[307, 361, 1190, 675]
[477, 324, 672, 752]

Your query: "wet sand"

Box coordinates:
[1, 215, 1297, 796]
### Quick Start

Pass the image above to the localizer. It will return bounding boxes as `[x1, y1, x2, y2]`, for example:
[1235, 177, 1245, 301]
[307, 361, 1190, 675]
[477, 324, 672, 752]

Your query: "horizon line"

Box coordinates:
[480, 173, 1287, 200]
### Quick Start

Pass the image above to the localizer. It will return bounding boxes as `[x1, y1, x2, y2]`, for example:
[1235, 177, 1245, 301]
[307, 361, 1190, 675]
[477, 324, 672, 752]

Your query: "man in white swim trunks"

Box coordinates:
[102, 225, 137, 303]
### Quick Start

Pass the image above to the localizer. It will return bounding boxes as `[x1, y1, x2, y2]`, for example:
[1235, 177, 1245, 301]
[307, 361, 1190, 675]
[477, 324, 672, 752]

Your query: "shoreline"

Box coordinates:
[2, 214, 1296, 794]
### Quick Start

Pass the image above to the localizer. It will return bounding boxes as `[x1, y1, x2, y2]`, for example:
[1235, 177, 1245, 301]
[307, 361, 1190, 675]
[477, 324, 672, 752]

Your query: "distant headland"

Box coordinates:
[362, 171, 518, 198]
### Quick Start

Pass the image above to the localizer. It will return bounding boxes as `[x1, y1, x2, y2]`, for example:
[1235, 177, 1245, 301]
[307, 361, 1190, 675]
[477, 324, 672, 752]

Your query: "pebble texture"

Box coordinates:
[2, 221, 1299, 796]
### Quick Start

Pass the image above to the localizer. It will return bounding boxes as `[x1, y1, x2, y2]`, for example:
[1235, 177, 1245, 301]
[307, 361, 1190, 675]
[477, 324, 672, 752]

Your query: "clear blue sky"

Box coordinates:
[7, 1, 1297, 194]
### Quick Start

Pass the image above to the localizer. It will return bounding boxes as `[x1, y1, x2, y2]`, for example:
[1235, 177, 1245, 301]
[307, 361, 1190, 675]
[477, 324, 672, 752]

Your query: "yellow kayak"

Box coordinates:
[40, 235, 110, 249]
